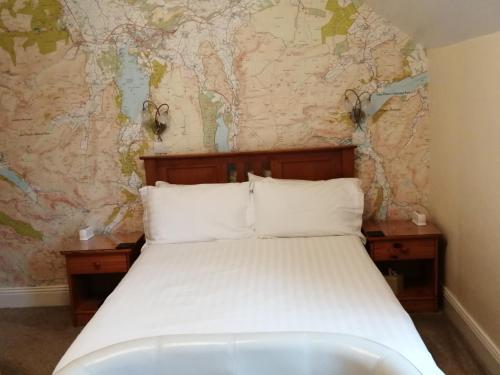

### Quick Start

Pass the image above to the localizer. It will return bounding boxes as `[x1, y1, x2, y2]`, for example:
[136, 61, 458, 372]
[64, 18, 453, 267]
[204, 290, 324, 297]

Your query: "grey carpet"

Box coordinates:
[0, 307, 487, 375]
[0, 307, 81, 375]
[412, 312, 487, 374]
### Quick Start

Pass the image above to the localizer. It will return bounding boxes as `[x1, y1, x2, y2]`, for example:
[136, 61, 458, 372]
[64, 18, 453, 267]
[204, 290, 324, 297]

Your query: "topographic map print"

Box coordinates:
[0, 0, 429, 286]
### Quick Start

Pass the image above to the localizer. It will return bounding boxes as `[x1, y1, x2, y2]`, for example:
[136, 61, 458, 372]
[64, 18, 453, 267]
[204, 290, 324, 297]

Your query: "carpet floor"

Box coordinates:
[0, 307, 486, 375]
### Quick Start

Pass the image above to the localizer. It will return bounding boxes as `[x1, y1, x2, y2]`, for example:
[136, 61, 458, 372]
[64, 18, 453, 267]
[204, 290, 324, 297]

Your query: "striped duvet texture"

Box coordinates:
[56, 236, 442, 374]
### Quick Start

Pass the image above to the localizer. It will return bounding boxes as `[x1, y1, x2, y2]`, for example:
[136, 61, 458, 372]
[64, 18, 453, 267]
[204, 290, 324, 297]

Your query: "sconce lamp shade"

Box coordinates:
[157, 110, 168, 127]
[141, 106, 154, 128]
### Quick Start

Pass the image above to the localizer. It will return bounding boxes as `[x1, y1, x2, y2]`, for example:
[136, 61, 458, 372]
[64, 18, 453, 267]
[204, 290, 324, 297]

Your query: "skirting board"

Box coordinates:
[444, 287, 500, 375]
[0, 285, 69, 308]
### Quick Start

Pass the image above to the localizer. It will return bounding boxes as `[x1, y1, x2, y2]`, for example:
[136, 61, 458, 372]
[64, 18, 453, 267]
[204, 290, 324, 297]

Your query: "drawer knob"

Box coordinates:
[392, 243, 409, 254]
[93, 261, 101, 269]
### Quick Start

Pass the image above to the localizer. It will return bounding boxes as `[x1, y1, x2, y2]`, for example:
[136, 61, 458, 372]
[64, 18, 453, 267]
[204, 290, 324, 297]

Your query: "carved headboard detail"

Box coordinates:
[140, 146, 356, 185]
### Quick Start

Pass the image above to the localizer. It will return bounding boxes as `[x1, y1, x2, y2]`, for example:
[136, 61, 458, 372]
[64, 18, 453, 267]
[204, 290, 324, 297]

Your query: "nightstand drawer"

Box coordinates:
[67, 254, 128, 274]
[371, 239, 435, 261]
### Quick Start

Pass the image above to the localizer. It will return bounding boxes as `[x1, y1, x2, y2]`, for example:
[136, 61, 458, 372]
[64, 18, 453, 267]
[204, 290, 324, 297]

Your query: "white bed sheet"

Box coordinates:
[55, 236, 442, 374]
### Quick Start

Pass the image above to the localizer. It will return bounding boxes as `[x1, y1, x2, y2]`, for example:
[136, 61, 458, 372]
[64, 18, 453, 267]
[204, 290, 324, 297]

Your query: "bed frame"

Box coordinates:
[140, 146, 356, 185]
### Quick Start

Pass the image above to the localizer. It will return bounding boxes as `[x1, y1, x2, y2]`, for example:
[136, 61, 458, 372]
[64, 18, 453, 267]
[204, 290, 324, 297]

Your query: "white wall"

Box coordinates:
[429, 31, 500, 371]
[365, 0, 500, 47]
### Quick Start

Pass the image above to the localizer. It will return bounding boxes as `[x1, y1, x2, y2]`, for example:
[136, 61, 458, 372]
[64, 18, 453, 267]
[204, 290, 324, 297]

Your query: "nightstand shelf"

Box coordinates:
[398, 284, 434, 300]
[363, 221, 441, 312]
[61, 232, 144, 326]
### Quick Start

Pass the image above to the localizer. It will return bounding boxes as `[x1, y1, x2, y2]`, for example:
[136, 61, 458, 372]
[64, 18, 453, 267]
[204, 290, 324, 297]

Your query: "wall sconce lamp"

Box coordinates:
[142, 100, 169, 141]
[344, 89, 371, 128]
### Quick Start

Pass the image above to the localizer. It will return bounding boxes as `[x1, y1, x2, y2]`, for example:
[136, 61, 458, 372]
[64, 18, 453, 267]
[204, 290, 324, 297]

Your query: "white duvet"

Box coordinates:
[55, 236, 442, 374]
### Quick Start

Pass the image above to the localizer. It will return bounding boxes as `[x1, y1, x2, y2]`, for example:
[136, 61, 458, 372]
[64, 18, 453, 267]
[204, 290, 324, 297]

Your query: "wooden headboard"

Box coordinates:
[140, 146, 356, 185]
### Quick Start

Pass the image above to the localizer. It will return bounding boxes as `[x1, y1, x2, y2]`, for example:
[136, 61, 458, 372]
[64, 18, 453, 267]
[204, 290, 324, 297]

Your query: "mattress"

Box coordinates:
[55, 236, 442, 374]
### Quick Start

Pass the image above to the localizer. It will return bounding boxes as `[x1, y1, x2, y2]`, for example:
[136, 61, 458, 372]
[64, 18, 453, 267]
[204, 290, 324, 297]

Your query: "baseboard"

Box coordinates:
[0, 285, 69, 308]
[443, 287, 500, 375]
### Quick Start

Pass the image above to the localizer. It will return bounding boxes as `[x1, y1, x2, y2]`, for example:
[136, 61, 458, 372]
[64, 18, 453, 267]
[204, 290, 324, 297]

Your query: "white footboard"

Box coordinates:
[54, 332, 422, 375]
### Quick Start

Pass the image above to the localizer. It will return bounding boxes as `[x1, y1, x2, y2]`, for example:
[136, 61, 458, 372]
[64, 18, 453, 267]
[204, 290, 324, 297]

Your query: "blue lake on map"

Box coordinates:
[0, 166, 37, 201]
[215, 114, 230, 152]
[368, 73, 428, 116]
[116, 45, 149, 122]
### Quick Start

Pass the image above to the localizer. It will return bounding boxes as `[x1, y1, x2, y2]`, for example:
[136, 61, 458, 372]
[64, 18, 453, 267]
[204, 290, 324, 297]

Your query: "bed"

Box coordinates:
[54, 146, 442, 374]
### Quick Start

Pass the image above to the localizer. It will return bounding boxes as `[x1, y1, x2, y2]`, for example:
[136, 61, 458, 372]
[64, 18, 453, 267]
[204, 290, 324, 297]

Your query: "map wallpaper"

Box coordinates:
[0, 0, 429, 287]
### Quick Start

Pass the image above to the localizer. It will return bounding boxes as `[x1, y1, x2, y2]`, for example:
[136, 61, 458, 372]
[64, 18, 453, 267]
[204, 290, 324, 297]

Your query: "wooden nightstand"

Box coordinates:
[363, 221, 441, 312]
[61, 232, 144, 325]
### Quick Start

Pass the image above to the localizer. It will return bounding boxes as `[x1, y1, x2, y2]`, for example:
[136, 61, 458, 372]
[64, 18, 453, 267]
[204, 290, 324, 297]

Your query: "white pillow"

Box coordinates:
[253, 178, 364, 240]
[155, 181, 175, 187]
[154, 180, 256, 230]
[248, 173, 326, 184]
[140, 183, 253, 244]
[247, 172, 265, 182]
